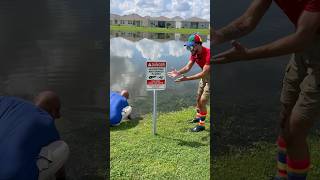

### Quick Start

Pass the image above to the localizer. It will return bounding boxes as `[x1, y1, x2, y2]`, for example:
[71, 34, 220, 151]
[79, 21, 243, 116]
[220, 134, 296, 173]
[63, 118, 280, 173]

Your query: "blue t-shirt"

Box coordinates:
[0, 97, 60, 180]
[110, 91, 129, 125]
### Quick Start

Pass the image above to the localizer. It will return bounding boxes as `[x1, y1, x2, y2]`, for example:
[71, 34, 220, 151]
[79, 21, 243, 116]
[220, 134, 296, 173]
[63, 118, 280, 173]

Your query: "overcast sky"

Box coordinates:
[110, 0, 210, 21]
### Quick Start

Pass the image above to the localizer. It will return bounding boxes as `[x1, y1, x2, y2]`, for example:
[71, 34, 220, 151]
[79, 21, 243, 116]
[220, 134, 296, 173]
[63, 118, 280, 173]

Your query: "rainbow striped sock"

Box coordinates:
[276, 136, 287, 179]
[197, 112, 206, 126]
[287, 157, 310, 180]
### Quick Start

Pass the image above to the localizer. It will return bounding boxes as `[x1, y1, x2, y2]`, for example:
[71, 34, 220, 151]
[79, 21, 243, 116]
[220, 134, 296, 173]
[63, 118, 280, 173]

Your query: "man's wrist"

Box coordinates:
[212, 33, 224, 45]
[246, 48, 263, 61]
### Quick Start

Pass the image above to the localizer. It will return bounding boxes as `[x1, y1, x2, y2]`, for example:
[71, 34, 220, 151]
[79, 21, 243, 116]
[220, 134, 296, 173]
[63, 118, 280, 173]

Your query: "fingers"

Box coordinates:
[174, 78, 182, 82]
[168, 73, 176, 78]
[211, 57, 228, 64]
[167, 71, 175, 77]
[174, 75, 185, 82]
[231, 40, 243, 51]
[212, 48, 233, 59]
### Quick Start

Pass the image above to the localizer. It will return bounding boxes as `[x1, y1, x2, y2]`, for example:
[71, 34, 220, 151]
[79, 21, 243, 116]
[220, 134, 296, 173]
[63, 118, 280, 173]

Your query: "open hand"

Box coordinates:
[175, 75, 187, 83]
[211, 40, 248, 64]
[167, 69, 181, 78]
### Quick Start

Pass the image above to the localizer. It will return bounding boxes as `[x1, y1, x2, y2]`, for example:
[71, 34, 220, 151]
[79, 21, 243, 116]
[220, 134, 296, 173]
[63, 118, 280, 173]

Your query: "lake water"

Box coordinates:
[0, 1, 106, 179]
[110, 31, 210, 116]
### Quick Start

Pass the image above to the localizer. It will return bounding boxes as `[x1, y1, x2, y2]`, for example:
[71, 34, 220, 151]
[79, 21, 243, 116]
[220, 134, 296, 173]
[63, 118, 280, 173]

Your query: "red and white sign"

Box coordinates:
[146, 61, 166, 90]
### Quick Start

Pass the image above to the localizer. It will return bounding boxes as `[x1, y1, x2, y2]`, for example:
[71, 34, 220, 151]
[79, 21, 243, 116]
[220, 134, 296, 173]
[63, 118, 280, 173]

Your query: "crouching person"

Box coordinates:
[0, 91, 69, 180]
[110, 90, 132, 127]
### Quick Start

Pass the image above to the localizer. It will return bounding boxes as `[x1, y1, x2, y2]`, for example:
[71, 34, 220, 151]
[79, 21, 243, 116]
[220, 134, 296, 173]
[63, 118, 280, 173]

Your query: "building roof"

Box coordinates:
[110, 13, 121, 19]
[172, 16, 183, 21]
[150, 16, 174, 21]
[122, 13, 145, 20]
[111, 13, 209, 22]
[185, 17, 209, 22]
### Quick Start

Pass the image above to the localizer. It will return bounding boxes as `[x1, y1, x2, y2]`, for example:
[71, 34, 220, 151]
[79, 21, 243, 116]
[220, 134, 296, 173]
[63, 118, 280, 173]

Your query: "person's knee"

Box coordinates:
[38, 141, 69, 180]
[45, 140, 69, 165]
[198, 98, 207, 107]
[55, 141, 69, 161]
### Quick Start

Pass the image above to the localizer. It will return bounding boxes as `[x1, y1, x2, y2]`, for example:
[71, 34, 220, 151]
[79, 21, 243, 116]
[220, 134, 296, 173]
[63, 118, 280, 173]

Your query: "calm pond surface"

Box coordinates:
[110, 31, 210, 116]
[0, 1, 106, 179]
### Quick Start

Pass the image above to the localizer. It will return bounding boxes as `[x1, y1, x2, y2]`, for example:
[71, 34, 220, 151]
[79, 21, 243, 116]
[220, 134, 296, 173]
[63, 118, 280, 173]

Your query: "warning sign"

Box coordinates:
[146, 61, 166, 90]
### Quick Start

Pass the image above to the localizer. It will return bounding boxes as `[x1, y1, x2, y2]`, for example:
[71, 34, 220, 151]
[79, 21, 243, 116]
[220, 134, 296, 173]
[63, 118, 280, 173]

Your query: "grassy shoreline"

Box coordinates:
[110, 25, 209, 35]
[110, 107, 210, 179]
[213, 137, 320, 179]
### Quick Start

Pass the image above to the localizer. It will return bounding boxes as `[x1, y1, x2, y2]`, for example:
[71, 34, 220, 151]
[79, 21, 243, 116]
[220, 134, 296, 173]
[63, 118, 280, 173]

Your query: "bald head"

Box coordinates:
[120, 90, 129, 99]
[34, 91, 61, 119]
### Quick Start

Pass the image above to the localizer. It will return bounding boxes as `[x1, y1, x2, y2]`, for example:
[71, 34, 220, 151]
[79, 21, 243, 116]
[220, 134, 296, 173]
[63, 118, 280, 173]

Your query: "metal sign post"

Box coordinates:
[152, 90, 157, 135]
[146, 61, 166, 135]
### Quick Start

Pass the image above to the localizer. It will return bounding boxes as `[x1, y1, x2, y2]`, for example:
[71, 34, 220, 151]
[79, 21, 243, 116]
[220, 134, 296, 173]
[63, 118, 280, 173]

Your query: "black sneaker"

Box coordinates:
[189, 118, 200, 123]
[190, 125, 205, 132]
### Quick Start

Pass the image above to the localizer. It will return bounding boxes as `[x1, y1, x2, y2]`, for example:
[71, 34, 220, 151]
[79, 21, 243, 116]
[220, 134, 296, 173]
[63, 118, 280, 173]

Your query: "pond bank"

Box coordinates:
[110, 25, 209, 35]
[110, 106, 210, 179]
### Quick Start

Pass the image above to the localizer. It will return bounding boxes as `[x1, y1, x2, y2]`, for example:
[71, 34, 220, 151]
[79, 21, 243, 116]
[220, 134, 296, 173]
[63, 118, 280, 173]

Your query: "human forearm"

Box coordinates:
[244, 11, 320, 60]
[244, 32, 314, 61]
[212, 10, 320, 65]
[175, 65, 210, 82]
[177, 67, 189, 74]
[185, 72, 206, 81]
[184, 69, 209, 81]
[177, 64, 192, 74]
[214, 18, 253, 45]
[213, 0, 271, 45]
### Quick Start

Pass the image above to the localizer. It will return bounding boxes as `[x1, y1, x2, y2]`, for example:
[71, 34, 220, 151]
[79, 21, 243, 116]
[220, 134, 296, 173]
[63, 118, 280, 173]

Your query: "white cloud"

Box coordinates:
[110, 37, 135, 58]
[174, 1, 190, 11]
[110, 0, 210, 21]
[135, 38, 165, 59]
[166, 41, 185, 57]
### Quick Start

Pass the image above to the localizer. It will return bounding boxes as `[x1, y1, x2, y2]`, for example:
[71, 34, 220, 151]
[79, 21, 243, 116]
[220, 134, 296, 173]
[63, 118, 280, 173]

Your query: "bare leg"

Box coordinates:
[198, 95, 208, 114]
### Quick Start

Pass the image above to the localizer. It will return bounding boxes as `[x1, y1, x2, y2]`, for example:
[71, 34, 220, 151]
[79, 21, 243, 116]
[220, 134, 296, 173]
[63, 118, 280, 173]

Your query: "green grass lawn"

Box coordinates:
[213, 137, 320, 180]
[110, 107, 210, 180]
[110, 25, 209, 35]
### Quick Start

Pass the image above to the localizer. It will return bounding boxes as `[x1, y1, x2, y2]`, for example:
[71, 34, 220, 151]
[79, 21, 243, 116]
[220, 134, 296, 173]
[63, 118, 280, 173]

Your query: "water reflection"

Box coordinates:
[110, 32, 210, 115]
[110, 31, 209, 42]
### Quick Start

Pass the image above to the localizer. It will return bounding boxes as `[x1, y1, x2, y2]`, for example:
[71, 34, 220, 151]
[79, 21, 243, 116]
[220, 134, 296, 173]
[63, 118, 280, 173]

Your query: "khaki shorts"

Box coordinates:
[37, 140, 69, 180]
[197, 73, 210, 101]
[280, 36, 320, 121]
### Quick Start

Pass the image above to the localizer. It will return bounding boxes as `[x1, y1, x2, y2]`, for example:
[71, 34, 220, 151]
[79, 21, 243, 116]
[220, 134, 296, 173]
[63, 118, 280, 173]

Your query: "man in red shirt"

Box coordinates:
[168, 33, 210, 132]
[212, 0, 320, 179]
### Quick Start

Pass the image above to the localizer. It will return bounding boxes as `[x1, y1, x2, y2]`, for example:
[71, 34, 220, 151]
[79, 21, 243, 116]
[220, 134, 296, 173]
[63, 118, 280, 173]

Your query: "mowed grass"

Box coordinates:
[213, 137, 320, 180]
[110, 107, 210, 180]
[110, 25, 209, 35]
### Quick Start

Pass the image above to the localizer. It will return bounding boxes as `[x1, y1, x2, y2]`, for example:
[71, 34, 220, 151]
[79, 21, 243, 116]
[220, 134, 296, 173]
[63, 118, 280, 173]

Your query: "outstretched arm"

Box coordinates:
[213, 10, 320, 64]
[175, 64, 210, 82]
[212, 0, 272, 45]
[168, 61, 195, 78]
